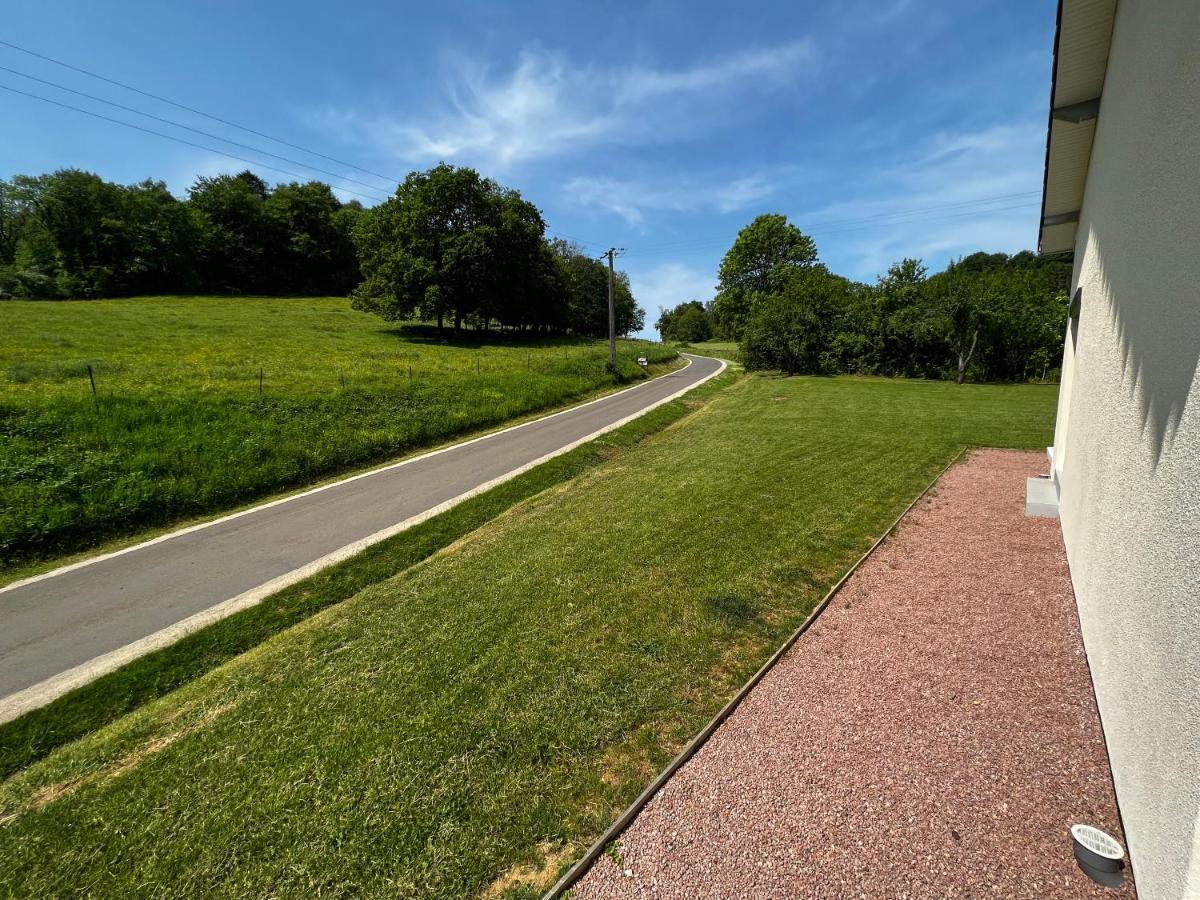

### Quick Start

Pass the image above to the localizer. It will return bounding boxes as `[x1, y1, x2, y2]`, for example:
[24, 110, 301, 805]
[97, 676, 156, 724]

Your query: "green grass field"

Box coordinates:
[0, 375, 734, 780]
[0, 296, 674, 569]
[681, 340, 740, 361]
[0, 373, 1057, 898]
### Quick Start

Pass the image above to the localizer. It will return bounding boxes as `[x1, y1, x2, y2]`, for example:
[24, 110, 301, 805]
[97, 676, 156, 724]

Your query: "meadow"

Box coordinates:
[0, 373, 1059, 898]
[0, 296, 674, 569]
[681, 340, 740, 361]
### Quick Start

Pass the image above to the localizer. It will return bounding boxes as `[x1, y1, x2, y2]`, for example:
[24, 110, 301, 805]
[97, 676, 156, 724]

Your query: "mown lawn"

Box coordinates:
[0, 374, 1057, 898]
[0, 296, 673, 568]
[0, 373, 735, 780]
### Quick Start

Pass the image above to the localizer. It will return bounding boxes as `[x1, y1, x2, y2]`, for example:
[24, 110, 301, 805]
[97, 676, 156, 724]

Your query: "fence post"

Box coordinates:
[87, 364, 99, 412]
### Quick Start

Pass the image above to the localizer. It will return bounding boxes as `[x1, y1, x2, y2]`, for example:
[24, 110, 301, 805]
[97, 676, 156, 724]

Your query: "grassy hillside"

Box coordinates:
[681, 340, 740, 361]
[0, 296, 674, 568]
[0, 374, 1057, 898]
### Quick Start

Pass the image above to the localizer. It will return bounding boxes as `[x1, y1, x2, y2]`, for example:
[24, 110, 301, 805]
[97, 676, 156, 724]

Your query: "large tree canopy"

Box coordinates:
[741, 266, 854, 374]
[352, 164, 554, 335]
[656, 300, 713, 342]
[708, 214, 1071, 383]
[0, 169, 361, 298]
[551, 239, 643, 338]
[713, 213, 818, 340]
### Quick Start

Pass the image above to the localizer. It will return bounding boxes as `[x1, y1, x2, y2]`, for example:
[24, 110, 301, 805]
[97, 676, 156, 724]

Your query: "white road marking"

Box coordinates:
[0, 355, 725, 723]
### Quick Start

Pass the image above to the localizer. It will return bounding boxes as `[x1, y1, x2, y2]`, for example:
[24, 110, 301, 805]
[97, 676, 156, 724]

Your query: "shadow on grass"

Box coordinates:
[383, 323, 604, 349]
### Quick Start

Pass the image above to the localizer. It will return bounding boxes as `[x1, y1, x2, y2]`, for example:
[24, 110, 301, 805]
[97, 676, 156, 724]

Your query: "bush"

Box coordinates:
[740, 268, 842, 374]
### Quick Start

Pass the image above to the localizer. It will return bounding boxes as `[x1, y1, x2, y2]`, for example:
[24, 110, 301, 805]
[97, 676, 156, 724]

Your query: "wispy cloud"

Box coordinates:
[566, 172, 782, 226]
[614, 42, 815, 103]
[796, 120, 1046, 278]
[871, 0, 914, 26]
[313, 41, 817, 170]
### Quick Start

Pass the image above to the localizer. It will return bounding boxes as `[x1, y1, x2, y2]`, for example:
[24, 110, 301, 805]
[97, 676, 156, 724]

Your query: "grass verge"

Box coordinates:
[0, 375, 1057, 898]
[0, 355, 684, 590]
[0, 295, 673, 568]
[0, 368, 736, 779]
[679, 340, 740, 361]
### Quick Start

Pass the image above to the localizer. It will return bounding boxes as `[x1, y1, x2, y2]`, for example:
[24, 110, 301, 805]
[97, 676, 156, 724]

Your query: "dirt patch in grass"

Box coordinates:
[482, 840, 574, 898]
[10, 700, 239, 818]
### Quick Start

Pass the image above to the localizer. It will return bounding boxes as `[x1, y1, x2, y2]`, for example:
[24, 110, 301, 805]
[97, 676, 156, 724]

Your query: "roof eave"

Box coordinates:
[1037, 0, 1118, 256]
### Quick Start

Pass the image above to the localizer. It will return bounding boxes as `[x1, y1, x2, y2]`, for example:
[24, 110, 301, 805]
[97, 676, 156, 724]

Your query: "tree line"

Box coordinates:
[351, 164, 640, 336]
[0, 169, 362, 298]
[656, 213, 1071, 383]
[0, 164, 643, 339]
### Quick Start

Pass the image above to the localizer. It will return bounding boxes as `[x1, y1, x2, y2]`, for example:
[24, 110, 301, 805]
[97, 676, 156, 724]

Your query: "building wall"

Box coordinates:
[1053, 2, 1200, 897]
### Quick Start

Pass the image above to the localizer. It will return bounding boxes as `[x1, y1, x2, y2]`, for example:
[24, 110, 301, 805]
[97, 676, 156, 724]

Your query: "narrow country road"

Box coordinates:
[0, 354, 724, 720]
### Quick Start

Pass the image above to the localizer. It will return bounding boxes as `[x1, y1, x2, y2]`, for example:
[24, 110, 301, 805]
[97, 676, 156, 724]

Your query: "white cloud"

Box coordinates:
[871, 0, 914, 26]
[626, 261, 717, 337]
[602, 118, 1046, 290]
[614, 42, 816, 104]
[565, 172, 781, 226]
[313, 41, 817, 170]
[795, 120, 1047, 278]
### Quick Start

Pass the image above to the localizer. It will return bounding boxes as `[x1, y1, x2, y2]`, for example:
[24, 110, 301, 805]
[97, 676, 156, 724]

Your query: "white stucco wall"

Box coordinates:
[1051, 2, 1200, 897]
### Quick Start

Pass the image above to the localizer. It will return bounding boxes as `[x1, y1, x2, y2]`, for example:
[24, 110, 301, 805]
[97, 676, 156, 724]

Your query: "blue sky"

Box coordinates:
[1, 0, 1056, 336]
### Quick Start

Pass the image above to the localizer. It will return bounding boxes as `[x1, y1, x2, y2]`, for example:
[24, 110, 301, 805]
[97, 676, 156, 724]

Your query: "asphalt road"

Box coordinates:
[0, 354, 723, 715]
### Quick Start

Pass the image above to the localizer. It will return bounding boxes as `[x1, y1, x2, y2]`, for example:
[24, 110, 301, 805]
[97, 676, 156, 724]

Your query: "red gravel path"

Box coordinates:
[575, 450, 1133, 899]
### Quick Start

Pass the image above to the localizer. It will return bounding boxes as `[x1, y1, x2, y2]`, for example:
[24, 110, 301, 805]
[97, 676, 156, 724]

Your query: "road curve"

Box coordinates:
[0, 354, 725, 720]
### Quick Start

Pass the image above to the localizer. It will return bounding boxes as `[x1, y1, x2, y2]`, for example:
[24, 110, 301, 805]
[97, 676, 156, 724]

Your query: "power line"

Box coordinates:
[0, 64, 392, 198]
[0, 82, 386, 202]
[600, 247, 625, 367]
[625, 191, 1042, 255]
[0, 37, 401, 184]
[624, 193, 1042, 257]
[547, 229, 604, 249]
[2, 78, 621, 248]
[806, 200, 1039, 236]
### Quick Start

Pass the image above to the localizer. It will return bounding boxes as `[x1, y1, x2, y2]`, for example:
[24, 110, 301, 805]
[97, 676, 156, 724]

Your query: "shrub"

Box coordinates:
[741, 268, 844, 374]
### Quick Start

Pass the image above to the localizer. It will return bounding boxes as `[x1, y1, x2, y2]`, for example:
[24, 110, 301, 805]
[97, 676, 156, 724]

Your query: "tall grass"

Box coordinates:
[0, 296, 674, 567]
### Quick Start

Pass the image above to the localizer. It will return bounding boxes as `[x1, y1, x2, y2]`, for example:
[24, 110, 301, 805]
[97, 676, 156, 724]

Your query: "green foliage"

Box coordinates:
[349, 165, 645, 338]
[0, 374, 1056, 898]
[0, 376, 715, 779]
[713, 213, 818, 340]
[741, 266, 854, 374]
[655, 300, 713, 342]
[0, 296, 674, 568]
[0, 169, 362, 299]
[264, 181, 361, 296]
[352, 164, 548, 333]
[719, 212, 1072, 382]
[551, 239, 644, 337]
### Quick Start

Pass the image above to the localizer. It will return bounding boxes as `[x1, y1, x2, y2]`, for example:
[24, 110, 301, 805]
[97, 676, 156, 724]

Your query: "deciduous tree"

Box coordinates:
[713, 214, 818, 340]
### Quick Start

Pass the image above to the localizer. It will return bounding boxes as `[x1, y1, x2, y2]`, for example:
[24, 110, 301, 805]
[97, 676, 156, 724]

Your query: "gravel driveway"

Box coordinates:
[574, 449, 1134, 899]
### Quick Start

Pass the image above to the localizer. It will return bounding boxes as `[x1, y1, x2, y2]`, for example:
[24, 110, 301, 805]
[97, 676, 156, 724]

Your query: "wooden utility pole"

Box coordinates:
[602, 247, 624, 369]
